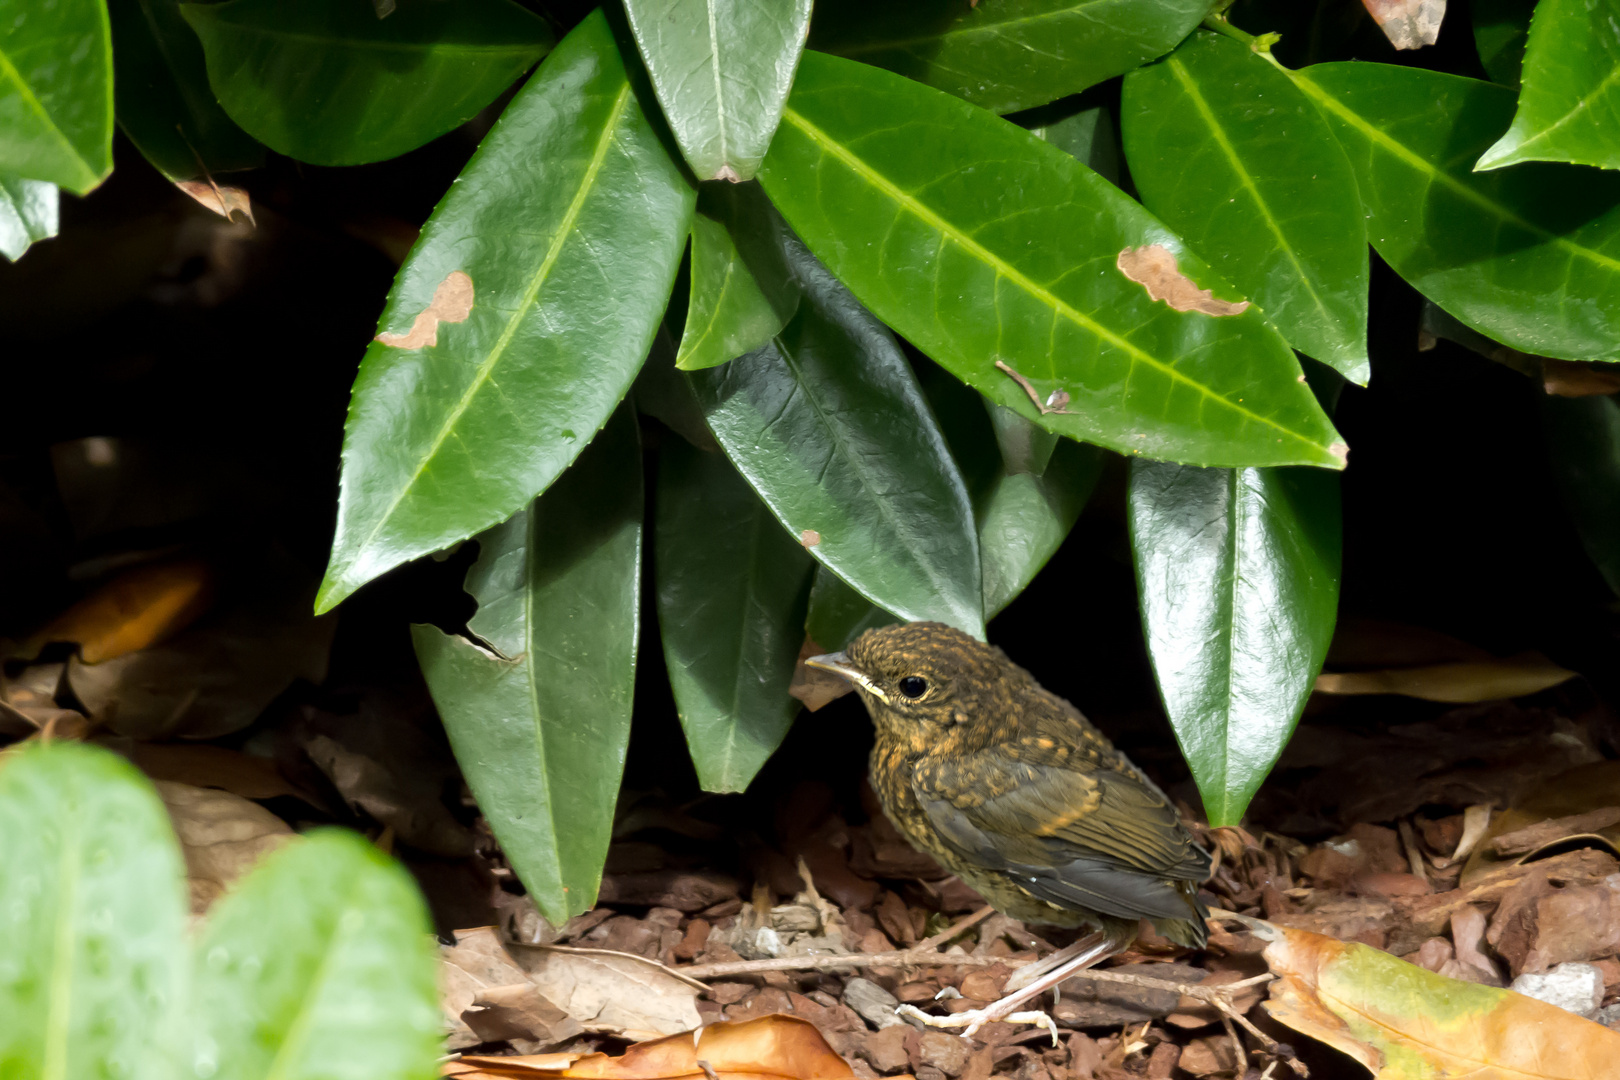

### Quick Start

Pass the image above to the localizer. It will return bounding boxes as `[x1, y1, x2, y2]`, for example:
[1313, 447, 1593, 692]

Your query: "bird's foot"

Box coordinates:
[895, 1003, 1061, 1045]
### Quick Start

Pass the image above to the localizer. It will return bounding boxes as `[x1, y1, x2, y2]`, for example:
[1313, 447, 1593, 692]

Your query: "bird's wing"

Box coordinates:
[911, 753, 1210, 922]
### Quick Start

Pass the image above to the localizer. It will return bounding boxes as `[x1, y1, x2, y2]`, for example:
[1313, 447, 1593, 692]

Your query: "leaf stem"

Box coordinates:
[1200, 13, 1283, 60]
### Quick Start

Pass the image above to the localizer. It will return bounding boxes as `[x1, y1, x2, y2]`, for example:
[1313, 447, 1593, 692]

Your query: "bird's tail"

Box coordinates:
[1148, 879, 1210, 948]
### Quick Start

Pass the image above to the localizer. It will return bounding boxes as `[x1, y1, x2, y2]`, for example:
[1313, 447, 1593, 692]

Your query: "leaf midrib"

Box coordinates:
[191, 18, 545, 58]
[42, 794, 81, 1080]
[260, 869, 365, 1080]
[346, 82, 634, 576]
[520, 510, 565, 909]
[832, 0, 1117, 57]
[1290, 69, 1620, 274]
[0, 45, 95, 190]
[778, 106, 1332, 455]
[1497, 61, 1620, 159]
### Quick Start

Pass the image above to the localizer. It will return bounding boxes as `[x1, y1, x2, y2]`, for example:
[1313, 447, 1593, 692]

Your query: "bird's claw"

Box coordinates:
[894, 1004, 1061, 1046]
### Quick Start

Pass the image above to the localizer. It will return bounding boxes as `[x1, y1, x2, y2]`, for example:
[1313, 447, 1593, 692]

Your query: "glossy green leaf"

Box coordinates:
[1129, 462, 1341, 825]
[687, 218, 985, 638]
[638, 325, 721, 450]
[0, 0, 113, 192]
[1543, 393, 1620, 599]
[810, 0, 1208, 114]
[109, 0, 263, 179]
[656, 437, 814, 791]
[192, 830, 441, 1080]
[677, 210, 797, 371]
[319, 11, 692, 612]
[759, 51, 1345, 470]
[624, 0, 812, 181]
[804, 567, 898, 650]
[1123, 33, 1369, 381]
[1478, 0, 1620, 171]
[413, 410, 642, 923]
[0, 171, 57, 259]
[181, 0, 554, 166]
[1473, 0, 1534, 87]
[988, 403, 1059, 477]
[1027, 103, 1122, 185]
[1296, 62, 1620, 362]
[0, 742, 187, 1080]
[981, 440, 1104, 618]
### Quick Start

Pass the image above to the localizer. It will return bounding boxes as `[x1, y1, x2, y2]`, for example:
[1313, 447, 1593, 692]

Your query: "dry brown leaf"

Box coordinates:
[788, 638, 852, 712]
[1258, 920, 1620, 1078]
[511, 944, 703, 1040]
[443, 926, 539, 1050]
[27, 557, 215, 664]
[1543, 359, 1620, 397]
[449, 1015, 854, 1079]
[376, 270, 474, 348]
[1115, 245, 1249, 316]
[155, 780, 294, 912]
[1313, 652, 1577, 702]
[176, 179, 255, 224]
[131, 742, 314, 804]
[1489, 808, 1620, 857]
[464, 982, 583, 1049]
[1361, 0, 1445, 49]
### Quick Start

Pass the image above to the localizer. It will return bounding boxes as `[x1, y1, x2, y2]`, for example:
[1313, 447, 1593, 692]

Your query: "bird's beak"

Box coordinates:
[805, 651, 890, 703]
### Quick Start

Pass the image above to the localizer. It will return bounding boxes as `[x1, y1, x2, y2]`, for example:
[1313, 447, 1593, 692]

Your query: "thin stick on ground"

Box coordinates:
[680, 947, 1009, 980]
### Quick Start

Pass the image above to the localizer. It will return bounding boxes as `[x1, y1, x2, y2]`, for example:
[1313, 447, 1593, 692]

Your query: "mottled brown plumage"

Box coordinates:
[814, 621, 1210, 949]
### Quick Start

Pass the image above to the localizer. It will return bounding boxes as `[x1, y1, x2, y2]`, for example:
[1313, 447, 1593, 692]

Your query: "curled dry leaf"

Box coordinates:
[511, 944, 703, 1040]
[1259, 921, 1620, 1078]
[176, 180, 256, 225]
[788, 638, 853, 712]
[447, 1014, 854, 1079]
[442, 926, 539, 1050]
[155, 780, 294, 912]
[1115, 245, 1249, 317]
[26, 557, 215, 663]
[1360, 0, 1445, 49]
[1543, 359, 1620, 398]
[1313, 652, 1577, 703]
[376, 270, 475, 348]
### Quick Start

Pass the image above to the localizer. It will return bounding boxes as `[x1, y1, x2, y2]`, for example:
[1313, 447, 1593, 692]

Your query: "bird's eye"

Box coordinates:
[898, 676, 928, 699]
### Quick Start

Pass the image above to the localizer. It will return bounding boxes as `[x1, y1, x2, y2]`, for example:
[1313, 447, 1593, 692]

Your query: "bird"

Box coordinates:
[807, 621, 1211, 1038]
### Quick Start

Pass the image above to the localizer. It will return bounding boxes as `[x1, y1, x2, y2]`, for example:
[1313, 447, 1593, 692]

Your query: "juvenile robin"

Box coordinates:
[807, 621, 1211, 1038]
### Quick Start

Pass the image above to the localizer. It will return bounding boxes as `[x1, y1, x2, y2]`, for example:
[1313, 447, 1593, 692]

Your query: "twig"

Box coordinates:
[1220, 1012, 1246, 1076]
[679, 947, 1009, 980]
[1055, 967, 1273, 1004]
[995, 360, 1072, 415]
[915, 904, 996, 952]
[696, 1061, 720, 1080]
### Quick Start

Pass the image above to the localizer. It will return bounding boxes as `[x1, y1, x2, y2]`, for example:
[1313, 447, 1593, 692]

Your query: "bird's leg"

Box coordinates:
[896, 932, 1124, 1043]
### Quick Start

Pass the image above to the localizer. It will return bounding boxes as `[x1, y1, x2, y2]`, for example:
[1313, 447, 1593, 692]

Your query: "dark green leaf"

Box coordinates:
[1129, 462, 1340, 825]
[192, 830, 442, 1080]
[1026, 103, 1121, 185]
[810, 0, 1207, 114]
[656, 437, 813, 791]
[413, 410, 642, 923]
[677, 211, 797, 371]
[0, 742, 187, 1080]
[1123, 33, 1369, 381]
[0, 0, 113, 192]
[0, 172, 57, 259]
[638, 325, 722, 451]
[987, 403, 1059, 477]
[318, 11, 692, 612]
[804, 567, 899, 650]
[108, 0, 264, 179]
[687, 219, 985, 638]
[1473, 0, 1534, 87]
[624, 0, 812, 181]
[982, 439, 1103, 618]
[1543, 393, 1620, 599]
[181, 0, 553, 166]
[1297, 62, 1620, 361]
[760, 52, 1345, 470]
[1478, 0, 1620, 171]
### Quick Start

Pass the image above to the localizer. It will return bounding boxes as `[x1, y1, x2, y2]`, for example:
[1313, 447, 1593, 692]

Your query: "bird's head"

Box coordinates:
[806, 621, 1022, 743]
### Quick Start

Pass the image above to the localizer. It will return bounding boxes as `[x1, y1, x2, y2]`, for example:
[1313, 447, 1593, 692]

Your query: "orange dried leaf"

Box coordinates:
[1260, 923, 1620, 1078]
[1313, 652, 1576, 702]
[452, 1015, 854, 1080]
[176, 180, 255, 224]
[1361, 0, 1445, 49]
[30, 557, 215, 664]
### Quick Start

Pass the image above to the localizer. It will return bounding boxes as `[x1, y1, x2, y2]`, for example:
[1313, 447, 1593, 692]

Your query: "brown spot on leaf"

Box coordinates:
[1117, 245, 1250, 316]
[1361, 0, 1445, 49]
[176, 180, 254, 226]
[799, 529, 821, 548]
[376, 270, 475, 349]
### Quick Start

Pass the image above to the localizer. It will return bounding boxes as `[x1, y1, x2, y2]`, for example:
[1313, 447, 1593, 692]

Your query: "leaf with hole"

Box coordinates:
[413, 409, 642, 923]
[0, 742, 187, 1080]
[657, 437, 814, 792]
[318, 11, 692, 612]
[623, 0, 812, 181]
[1477, 0, 1620, 171]
[810, 0, 1208, 114]
[1129, 462, 1340, 825]
[759, 51, 1344, 470]
[1296, 61, 1620, 361]
[0, 0, 113, 191]
[181, 0, 553, 166]
[1123, 32, 1369, 380]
